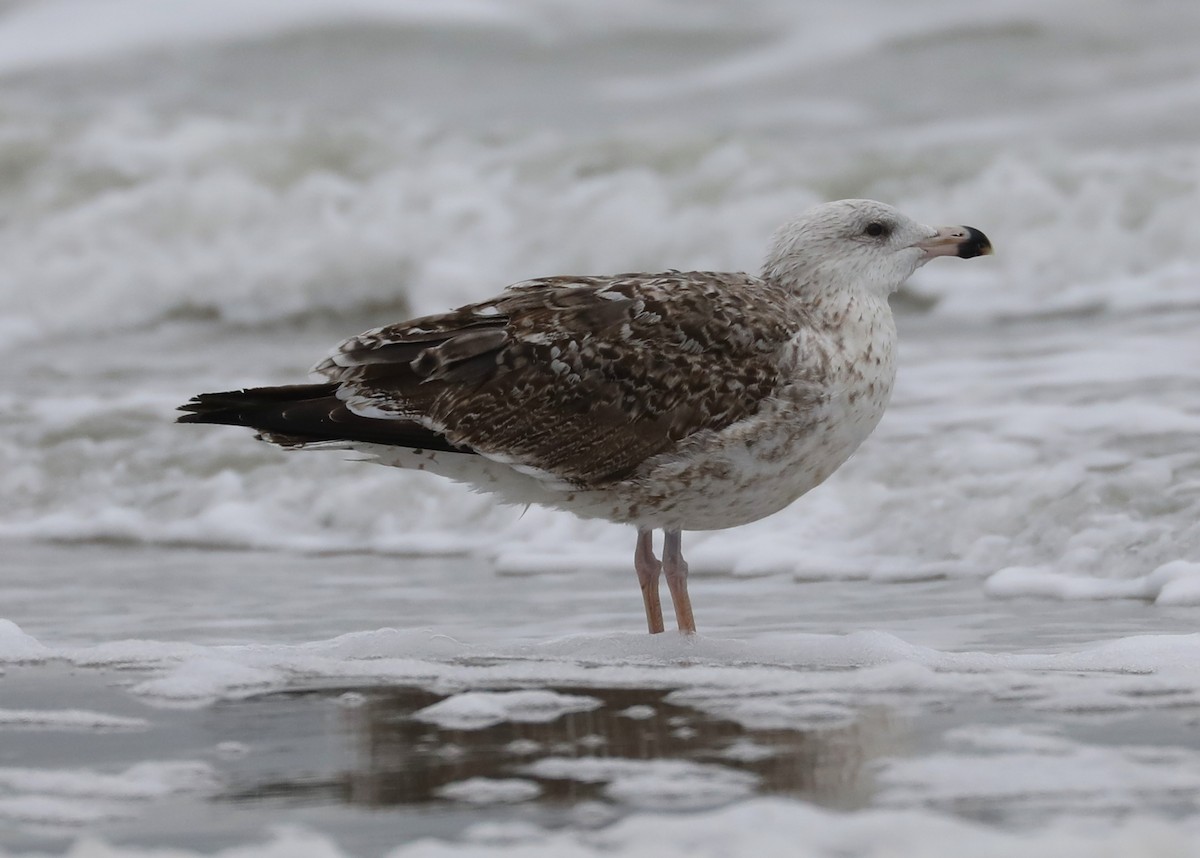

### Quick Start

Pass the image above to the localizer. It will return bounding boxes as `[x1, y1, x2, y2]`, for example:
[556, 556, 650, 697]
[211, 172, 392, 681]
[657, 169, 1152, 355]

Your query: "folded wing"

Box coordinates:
[315, 272, 795, 487]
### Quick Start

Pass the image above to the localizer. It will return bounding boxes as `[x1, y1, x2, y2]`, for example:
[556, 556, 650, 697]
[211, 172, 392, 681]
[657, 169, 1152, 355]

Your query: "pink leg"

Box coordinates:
[663, 529, 696, 634]
[634, 528, 664, 634]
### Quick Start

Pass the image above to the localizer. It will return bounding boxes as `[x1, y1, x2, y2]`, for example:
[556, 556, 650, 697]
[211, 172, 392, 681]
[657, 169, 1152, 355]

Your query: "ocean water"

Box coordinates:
[3, 0, 1200, 855]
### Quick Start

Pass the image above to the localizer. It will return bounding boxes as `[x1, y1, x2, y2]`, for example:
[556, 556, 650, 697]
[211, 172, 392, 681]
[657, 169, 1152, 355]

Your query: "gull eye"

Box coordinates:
[864, 221, 888, 238]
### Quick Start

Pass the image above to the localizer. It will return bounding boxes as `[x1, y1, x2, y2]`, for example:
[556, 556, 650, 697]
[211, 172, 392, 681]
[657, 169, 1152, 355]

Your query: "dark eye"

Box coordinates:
[864, 221, 888, 238]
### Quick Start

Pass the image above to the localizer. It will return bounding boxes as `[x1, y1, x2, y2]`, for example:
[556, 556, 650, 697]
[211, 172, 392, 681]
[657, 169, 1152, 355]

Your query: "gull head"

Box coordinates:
[763, 199, 992, 299]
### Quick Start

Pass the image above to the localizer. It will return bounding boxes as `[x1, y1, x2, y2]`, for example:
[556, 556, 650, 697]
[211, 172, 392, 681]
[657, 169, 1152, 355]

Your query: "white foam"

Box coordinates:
[130, 656, 283, 704]
[0, 762, 215, 800]
[7, 620, 1200, 734]
[522, 757, 757, 810]
[617, 704, 655, 720]
[5, 114, 1199, 346]
[413, 690, 602, 730]
[987, 561, 1200, 605]
[0, 827, 348, 858]
[0, 620, 50, 662]
[0, 709, 149, 732]
[0, 795, 134, 828]
[876, 724, 1200, 816]
[0, 761, 217, 827]
[504, 739, 542, 756]
[434, 777, 542, 805]
[717, 739, 777, 763]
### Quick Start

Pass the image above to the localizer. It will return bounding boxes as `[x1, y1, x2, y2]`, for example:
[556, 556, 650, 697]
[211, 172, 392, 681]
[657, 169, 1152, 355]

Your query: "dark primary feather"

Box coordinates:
[314, 272, 801, 486]
[176, 383, 467, 453]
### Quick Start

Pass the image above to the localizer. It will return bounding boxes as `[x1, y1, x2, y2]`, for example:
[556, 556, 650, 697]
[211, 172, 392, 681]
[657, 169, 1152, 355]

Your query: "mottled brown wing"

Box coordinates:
[314, 273, 795, 486]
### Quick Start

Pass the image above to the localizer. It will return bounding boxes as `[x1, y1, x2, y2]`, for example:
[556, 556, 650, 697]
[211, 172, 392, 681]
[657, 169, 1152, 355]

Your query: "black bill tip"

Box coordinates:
[958, 226, 993, 259]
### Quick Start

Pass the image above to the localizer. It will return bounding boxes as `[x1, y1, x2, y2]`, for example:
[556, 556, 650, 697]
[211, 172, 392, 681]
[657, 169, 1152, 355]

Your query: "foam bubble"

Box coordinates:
[0, 760, 217, 828]
[521, 757, 758, 810]
[413, 690, 603, 730]
[0, 709, 149, 732]
[434, 777, 542, 805]
[987, 561, 1200, 605]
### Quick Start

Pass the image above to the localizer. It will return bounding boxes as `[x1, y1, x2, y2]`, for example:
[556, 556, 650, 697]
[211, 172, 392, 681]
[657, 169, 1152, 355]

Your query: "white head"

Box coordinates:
[762, 199, 991, 299]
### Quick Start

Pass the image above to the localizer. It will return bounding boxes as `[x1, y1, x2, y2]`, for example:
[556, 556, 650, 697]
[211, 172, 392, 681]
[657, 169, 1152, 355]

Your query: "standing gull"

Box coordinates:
[179, 199, 991, 634]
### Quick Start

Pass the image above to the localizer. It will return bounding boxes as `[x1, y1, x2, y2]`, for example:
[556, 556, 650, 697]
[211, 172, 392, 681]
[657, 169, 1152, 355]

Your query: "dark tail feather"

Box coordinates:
[177, 383, 339, 423]
[177, 383, 469, 453]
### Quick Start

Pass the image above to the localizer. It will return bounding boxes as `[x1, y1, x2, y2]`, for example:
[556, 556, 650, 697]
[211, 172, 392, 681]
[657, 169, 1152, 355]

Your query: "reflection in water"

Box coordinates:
[221, 685, 906, 811]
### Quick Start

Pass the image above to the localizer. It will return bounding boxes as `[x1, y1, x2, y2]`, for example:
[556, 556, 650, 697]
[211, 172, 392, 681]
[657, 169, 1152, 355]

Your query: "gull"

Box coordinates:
[179, 199, 991, 634]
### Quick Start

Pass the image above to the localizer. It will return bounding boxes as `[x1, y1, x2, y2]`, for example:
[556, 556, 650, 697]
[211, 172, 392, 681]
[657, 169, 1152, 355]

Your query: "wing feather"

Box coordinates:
[315, 273, 799, 486]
